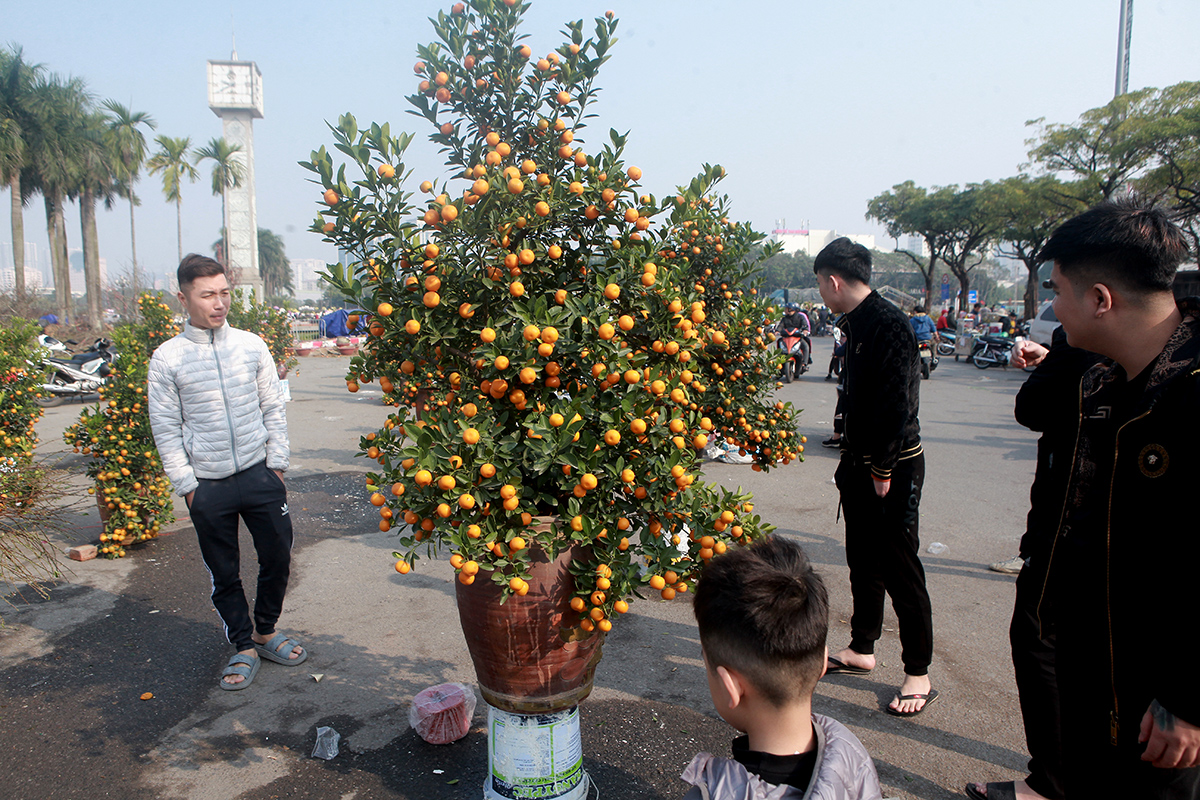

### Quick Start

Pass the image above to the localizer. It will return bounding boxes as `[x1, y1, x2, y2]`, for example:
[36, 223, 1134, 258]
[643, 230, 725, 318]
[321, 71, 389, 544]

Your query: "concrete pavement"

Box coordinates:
[1, 338, 1040, 799]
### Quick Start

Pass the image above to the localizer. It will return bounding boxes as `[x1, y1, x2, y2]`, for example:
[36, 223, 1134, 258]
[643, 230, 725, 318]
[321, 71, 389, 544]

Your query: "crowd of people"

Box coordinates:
[143, 201, 1199, 799]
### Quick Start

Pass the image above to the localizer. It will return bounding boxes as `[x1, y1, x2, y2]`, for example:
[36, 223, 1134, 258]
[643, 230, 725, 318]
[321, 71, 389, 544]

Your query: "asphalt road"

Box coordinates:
[0, 337, 1040, 800]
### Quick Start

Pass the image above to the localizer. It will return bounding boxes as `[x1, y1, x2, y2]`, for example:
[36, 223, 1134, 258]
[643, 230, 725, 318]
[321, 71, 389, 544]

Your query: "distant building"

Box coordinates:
[290, 258, 327, 293]
[0, 266, 44, 293]
[770, 228, 876, 256]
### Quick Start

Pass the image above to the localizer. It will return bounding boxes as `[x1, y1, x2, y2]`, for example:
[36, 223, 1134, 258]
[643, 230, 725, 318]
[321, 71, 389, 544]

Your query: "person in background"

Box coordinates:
[813, 238, 936, 717]
[909, 306, 938, 343]
[682, 535, 882, 800]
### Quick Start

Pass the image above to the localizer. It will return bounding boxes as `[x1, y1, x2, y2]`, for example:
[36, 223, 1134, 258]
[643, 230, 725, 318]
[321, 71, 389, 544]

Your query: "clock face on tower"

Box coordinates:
[207, 60, 263, 117]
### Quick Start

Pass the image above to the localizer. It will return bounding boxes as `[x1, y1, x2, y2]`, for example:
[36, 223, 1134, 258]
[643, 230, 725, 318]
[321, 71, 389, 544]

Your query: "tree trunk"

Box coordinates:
[129, 198, 138, 317]
[1023, 257, 1040, 320]
[45, 193, 70, 323]
[81, 188, 103, 332]
[923, 254, 936, 312]
[9, 174, 24, 301]
[175, 196, 183, 264]
[955, 271, 971, 314]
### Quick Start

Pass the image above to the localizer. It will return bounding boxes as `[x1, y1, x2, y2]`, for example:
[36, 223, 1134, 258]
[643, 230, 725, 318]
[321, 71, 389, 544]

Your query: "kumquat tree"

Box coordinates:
[226, 290, 299, 376]
[303, 0, 801, 630]
[0, 318, 45, 470]
[64, 294, 178, 558]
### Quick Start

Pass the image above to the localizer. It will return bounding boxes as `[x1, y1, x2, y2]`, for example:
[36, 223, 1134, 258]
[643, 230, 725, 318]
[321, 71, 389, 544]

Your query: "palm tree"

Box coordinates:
[0, 47, 43, 302]
[104, 100, 155, 305]
[195, 136, 244, 264]
[24, 73, 91, 322]
[146, 135, 198, 263]
[74, 109, 117, 331]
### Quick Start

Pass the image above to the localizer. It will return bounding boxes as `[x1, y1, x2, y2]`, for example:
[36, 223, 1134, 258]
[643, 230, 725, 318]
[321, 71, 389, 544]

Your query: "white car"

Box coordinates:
[1028, 300, 1061, 346]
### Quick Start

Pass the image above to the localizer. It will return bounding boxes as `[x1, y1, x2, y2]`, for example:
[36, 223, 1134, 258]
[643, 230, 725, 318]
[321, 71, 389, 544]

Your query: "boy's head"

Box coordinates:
[692, 535, 829, 711]
[813, 238, 872, 314]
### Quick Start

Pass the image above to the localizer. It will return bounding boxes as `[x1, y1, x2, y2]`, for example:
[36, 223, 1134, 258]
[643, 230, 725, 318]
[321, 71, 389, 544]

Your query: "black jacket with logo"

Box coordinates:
[1040, 297, 1200, 738]
[839, 291, 922, 480]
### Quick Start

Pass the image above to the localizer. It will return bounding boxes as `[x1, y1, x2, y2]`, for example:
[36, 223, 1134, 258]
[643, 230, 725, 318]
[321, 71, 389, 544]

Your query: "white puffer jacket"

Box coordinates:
[148, 321, 289, 496]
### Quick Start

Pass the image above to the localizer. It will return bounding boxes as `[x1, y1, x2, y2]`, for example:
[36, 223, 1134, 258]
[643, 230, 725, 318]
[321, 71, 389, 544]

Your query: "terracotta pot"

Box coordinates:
[295, 348, 312, 357]
[337, 346, 357, 355]
[456, 525, 605, 714]
[96, 492, 112, 522]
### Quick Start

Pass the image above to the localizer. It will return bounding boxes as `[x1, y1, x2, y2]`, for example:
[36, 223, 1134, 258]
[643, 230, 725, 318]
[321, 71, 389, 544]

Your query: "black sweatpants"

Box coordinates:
[1010, 558, 1064, 799]
[835, 453, 933, 676]
[188, 460, 292, 652]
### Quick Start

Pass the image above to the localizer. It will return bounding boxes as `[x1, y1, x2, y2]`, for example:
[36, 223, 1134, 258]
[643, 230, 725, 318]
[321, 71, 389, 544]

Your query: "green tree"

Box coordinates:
[256, 227, 293, 297]
[194, 136, 244, 259]
[24, 74, 91, 322]
[990, 174, 1087, 318]
[866, 181, 949, 305]
[1135, 81, 1200, 252]
[146, 135, 199, 262]
[1025, 89, 1158, 201]
[104, 100, 156, 306]
[0, 47, 43, 303]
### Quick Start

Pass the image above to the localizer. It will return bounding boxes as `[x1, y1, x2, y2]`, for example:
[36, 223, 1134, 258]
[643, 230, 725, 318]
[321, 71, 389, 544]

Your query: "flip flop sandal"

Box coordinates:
[885, 688, 940, 717]
[254, 633, 308, 666]
[964, 782, 1016, 800]
[825, 656, 872, 676]
[219, 653, 260, 691]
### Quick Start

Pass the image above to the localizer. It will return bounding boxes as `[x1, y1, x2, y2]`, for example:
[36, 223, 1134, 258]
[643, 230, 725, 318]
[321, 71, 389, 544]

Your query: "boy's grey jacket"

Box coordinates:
[680, 714, 882, 800]
[148, 320, 289, 496]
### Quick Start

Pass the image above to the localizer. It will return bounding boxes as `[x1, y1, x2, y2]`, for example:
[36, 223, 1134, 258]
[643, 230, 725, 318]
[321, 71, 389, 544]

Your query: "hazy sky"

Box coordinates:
[5, 0, 1199, 286]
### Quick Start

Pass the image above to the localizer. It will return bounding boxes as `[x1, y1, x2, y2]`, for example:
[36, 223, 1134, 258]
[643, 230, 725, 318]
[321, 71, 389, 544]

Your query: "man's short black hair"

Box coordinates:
[692, 535, 829, 707]
[914, 305, 927, 315]
[178, 253, 225, 289]
[813, 237, 871, 285]
[1037, 199, 1188, 296]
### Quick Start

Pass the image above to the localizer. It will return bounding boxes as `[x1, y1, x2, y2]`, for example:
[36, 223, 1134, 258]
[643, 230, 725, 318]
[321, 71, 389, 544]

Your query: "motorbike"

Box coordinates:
[970, 334, 1015, 370]
[936, 329, 961, 357]
[36, 337, 119, 406]
[777, 326, 811, 383]
[917, 339, 939, 379]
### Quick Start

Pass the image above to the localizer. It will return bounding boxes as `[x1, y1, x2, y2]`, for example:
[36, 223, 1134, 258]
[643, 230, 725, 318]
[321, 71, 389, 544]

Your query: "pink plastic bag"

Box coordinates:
[409, 682, 477, 744]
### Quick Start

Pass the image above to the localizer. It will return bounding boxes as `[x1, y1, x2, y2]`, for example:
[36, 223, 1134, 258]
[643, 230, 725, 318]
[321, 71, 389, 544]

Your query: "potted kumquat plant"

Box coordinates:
[304, 2, 800, 796]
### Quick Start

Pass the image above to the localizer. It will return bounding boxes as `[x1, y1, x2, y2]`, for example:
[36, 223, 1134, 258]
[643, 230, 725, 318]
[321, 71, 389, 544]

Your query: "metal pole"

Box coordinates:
[1115, 0, 1134, 97]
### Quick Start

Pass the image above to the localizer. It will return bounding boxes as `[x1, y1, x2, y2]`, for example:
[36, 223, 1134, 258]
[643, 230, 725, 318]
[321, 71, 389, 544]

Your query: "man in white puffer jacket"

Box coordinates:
[149, 254, 305, 691]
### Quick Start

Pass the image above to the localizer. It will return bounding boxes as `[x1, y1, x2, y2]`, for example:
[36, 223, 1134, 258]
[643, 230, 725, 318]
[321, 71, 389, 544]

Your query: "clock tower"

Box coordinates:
[206, 57, 264, 296]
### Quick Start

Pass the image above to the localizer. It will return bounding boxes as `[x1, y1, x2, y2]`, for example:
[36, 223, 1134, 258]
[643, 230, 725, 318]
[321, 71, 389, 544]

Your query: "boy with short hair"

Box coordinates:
[682, 536, 882, 800]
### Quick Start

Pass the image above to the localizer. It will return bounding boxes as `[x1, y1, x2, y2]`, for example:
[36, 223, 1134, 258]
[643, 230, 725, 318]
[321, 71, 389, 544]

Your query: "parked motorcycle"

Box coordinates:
[936, 329, 961, 357]
[917, 339, 939, 379]
[970, 334, 1015, 369]
[777, 326, 811, 383]
[36, 338, 118, 406]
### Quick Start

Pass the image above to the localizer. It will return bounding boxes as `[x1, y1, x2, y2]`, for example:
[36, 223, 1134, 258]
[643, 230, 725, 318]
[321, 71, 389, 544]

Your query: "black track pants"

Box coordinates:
[188, 460, 292, 652]
[1010, 558, 1065, 799]
[835, 453, 933, 676]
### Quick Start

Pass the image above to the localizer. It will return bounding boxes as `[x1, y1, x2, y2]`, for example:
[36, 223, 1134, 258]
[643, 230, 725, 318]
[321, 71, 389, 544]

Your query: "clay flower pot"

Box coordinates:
[456, 528, 605, 714]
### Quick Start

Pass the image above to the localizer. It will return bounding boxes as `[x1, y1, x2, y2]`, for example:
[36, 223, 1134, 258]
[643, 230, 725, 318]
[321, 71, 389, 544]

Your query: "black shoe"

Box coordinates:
[824, 374, 834, 381]
[821, 436, 841, 448]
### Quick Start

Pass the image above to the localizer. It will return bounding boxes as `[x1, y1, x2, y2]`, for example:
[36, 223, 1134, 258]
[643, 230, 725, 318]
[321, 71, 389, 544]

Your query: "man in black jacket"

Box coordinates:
[968, 327, 1103, 800]
[813, 238, 935, 717]
[1037, 200, 1200, 798]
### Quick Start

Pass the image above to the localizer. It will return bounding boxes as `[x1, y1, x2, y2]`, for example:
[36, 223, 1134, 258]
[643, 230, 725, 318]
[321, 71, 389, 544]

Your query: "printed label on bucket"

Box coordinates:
[486, 705, 585, 800]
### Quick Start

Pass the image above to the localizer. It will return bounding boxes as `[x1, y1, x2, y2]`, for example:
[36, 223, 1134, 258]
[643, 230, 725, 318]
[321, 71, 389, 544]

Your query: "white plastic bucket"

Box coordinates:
[484, 704, 588, 800]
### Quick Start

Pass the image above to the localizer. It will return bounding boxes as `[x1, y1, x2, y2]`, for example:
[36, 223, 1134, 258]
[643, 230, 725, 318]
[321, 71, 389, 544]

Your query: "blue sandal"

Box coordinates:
[219, 653, 260, 691]
[254, 633, 307, 666]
